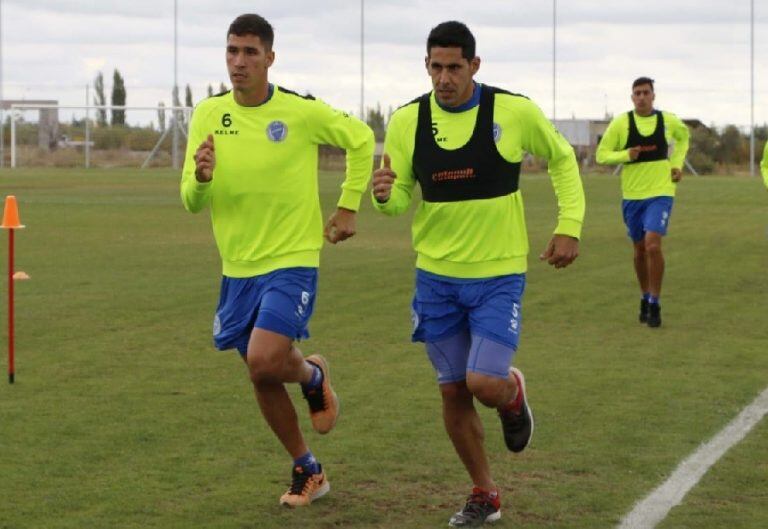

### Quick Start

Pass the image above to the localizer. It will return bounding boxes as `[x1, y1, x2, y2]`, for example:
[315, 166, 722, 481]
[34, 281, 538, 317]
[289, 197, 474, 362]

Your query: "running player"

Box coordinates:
[371, 21, 585, 527]
[597, 77, 690, 327]
[181, 13, 374, 507]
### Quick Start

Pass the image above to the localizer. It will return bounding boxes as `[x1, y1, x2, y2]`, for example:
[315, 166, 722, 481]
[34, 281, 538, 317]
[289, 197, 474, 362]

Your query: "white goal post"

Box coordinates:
[8, 104, 192, 169]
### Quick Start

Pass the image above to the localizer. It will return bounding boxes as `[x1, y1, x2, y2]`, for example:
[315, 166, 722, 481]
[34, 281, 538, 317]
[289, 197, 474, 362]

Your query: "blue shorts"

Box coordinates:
[212, 267, 317, 356]
[622, 196, 674, 242]
[412, 270, 525, 381]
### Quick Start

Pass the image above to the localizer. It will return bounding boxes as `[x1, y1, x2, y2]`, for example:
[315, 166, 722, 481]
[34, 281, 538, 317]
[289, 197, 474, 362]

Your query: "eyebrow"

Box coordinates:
[227, 45, 260, 53]
[429, 60, 463, 68]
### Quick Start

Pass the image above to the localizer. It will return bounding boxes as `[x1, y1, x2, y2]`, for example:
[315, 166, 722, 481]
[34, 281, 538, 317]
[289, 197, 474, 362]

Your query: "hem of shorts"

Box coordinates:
[466, 365, 512, 380]
[469, 329, 519, 352]
[437, 373, 468, 385]
[256, 309, 308, 341]
[411, 326, 466, 344]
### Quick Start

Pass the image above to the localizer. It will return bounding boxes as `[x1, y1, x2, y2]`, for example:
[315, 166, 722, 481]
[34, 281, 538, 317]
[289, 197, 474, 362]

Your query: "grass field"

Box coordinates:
[0, 168, 766, 529]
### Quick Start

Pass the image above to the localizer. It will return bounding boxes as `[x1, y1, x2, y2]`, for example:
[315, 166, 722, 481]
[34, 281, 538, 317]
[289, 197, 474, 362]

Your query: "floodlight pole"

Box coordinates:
[749, 0, 755, 177]
[85, 84, 91, 169]
[0, 0, 5, 169]
[360, 0, 365, 121]
[172, 0, 180, 170]
[552, 0, 557, 121]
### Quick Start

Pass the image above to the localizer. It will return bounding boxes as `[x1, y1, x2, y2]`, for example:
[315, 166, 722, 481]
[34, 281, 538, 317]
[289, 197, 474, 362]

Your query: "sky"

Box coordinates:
[2, 0, 767, 128]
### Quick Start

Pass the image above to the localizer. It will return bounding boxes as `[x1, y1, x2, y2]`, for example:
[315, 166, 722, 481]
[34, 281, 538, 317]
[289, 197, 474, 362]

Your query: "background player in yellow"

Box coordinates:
[181, 14, 374, 507]
[761, 141, 768, 189]
[372, 21, 584, 527]
[597, 77, 689, 327]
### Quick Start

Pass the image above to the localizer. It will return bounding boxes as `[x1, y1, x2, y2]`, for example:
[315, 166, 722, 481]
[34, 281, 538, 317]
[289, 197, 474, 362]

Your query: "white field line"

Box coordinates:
[618, 386, 768, 529]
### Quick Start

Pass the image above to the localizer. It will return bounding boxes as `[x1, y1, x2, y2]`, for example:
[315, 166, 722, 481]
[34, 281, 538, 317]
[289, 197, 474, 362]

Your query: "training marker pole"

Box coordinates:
[8, 227, 14, 384]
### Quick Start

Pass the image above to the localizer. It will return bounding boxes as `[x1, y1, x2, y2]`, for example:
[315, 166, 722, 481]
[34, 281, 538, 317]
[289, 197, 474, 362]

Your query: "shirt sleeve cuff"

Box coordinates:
[192, 179, 212, 192]
[337, 189, 363, 212]
[554, 218, 583, 240]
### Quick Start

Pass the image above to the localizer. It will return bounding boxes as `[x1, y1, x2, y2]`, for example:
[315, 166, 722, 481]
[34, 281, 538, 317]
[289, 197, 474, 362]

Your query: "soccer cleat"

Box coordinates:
[498, 367, 534, 453]
[302, 355, 339, 434]
[448, 488, 501, 527]
[647, 303, 662, 328]
[639, 298, 649, 323]
[279, 464, 330, 507]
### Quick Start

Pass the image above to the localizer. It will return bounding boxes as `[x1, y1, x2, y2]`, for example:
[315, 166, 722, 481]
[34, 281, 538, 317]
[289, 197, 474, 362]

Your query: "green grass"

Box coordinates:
[0, 168, 766, 528]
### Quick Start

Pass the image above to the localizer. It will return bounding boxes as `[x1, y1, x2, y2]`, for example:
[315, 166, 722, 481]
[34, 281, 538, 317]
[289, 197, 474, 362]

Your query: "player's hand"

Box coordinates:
[628, 146, 642, 161]
[671, 168, 682, 182]
[539, 234, 579, 269]
[194, 134, 215, 183]
[372, 154, 397, 203]
[324, 207, 357, 244]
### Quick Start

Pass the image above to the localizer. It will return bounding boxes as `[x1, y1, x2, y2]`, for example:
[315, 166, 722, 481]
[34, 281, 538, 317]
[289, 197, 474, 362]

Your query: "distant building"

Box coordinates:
[553, 117, 703, 167]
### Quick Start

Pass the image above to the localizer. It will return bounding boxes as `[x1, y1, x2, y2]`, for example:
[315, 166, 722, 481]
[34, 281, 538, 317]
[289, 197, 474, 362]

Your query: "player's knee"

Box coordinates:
[645, 240, 662, 256]
[439, 380, 471, 403]
[466, 374, 505, 407]
[246, 347, 286, 383]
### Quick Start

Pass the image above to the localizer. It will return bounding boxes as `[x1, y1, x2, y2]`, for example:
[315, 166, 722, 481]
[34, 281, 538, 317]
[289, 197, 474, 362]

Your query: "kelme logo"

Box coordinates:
[267, 121, 288, 142]
[215, 113, 239, 135]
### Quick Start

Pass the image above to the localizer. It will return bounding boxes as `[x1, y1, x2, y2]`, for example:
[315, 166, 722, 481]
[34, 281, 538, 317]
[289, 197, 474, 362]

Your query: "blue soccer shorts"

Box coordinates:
[622, 196, 674, 242]
[411, 269, 525, 383]
[212, 267, 317, 356]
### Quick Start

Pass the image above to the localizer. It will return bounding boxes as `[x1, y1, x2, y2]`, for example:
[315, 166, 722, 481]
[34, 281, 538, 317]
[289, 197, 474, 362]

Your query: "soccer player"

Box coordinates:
[371, 21, 585, 527]
[761, 141, 768, 190]
[596, 77, 690, 328]
[181, 14, 374, 507]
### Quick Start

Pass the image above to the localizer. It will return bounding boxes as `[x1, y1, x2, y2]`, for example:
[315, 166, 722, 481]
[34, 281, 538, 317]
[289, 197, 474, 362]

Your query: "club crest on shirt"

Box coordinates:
[267, 121, 288, 142]
[493, 122, 502, 143]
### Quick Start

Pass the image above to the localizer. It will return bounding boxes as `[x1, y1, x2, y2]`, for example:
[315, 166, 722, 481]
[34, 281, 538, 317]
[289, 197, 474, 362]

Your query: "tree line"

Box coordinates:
[87, 74, 765, 174]
[92, 70, 227, 130]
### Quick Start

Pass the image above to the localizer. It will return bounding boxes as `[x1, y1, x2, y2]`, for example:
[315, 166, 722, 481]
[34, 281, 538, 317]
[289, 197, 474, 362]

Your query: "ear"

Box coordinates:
[470, 56, 481, 76]
[424, 55, 430, 74]
[266, 50, 275, 68]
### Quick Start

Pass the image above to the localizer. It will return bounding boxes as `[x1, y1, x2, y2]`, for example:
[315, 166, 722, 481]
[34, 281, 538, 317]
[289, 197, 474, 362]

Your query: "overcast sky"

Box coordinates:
[2, 0, 767, 128]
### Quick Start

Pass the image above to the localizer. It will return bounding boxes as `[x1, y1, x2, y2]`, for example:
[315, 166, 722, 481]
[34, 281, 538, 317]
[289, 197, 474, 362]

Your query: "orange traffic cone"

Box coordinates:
[1, 196, 25, 229]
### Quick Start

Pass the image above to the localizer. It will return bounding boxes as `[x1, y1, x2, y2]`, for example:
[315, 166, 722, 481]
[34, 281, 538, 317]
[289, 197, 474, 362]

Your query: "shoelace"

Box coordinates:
[288, 467, 312, 495]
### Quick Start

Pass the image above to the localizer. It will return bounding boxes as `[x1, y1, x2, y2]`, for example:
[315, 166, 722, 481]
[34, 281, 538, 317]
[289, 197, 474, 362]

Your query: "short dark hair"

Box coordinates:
[427, 21, 476, 60]
[632, 77, 655, 91]
[228, 14, 274, 49]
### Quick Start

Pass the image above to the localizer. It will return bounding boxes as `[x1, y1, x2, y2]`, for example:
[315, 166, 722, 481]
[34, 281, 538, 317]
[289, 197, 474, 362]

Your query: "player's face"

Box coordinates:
[426, 46, 480, 107]
[226, 34, 274, 93]
[631, 83, 655, 116]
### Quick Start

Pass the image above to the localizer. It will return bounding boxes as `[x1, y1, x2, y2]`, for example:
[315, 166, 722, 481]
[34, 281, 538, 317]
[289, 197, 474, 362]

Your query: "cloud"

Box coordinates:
[1, 0, 767, 127]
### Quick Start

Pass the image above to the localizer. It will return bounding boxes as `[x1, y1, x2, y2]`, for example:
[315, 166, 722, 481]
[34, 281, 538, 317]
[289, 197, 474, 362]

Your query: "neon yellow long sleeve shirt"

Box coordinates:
[373, 87, 585, 278]
[596, 110, 689, 199]
[181, 87, 374, 277]
[761, 142, 768, 189]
